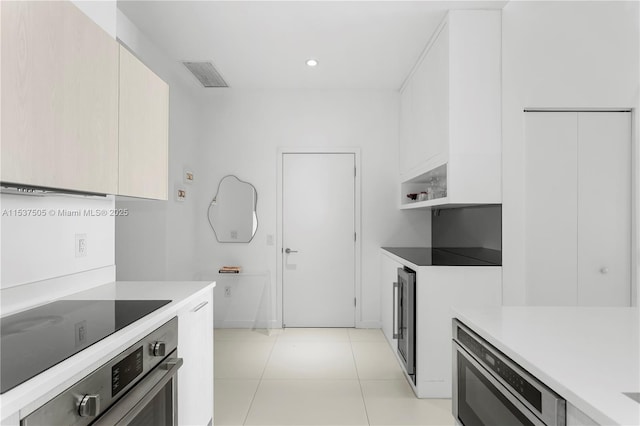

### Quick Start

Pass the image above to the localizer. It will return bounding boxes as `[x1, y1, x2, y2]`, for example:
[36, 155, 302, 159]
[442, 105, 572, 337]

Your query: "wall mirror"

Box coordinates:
[208, 175, 258, 243]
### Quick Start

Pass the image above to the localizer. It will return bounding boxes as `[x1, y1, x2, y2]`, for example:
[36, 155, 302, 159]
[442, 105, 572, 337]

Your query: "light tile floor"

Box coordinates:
[214, 328, 455, 426]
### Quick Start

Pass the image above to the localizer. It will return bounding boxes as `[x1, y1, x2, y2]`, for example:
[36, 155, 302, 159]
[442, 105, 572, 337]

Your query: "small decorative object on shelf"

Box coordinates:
[219, 266, 242, 274]
[407, 193, 418, 201]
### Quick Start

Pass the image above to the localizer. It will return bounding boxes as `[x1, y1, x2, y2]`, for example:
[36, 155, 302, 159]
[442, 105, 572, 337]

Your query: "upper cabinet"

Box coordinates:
[1, 1, 119, 194]
[1, 1, 169, 200]
[399, 11, 501, 209]
[118, 46, 169, 200]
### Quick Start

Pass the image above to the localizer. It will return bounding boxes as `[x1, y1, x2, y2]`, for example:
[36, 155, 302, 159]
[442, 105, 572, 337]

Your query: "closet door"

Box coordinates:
[577, 112, 631, 306]
[524, 112, 578, 305]
[524, 111, 631, 306]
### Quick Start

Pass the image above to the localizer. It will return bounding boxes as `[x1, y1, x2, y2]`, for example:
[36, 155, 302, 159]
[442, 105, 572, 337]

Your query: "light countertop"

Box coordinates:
[453, 306, 639, 426]
[1, 280, 215, 421]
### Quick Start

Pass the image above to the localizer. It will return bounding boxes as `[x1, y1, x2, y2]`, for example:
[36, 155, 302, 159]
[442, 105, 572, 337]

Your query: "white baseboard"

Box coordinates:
[215, 319, 280, 329]
[357, 320, 382, 329]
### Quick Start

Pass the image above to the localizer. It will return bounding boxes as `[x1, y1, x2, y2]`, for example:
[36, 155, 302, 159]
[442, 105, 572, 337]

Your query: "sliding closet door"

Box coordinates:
[577, 112, 631, 306]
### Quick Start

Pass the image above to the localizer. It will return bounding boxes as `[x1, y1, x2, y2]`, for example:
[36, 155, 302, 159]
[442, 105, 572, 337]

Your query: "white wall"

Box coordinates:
[115, 10, 203, 281]
[501, 1, 639, 305]
[0, 194, 115, 288]
[195, 90, 431, 327]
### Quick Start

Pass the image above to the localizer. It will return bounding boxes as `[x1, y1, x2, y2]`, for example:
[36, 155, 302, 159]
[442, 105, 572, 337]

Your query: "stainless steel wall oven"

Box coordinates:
[22, 317, 182, 426]
[453, 319, 565, 426]
[394, 267, 416, 384]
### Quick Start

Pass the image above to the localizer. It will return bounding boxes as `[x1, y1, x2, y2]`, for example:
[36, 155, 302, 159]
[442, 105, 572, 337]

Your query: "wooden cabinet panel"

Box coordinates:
[118, 46, 169, 200]
[1, 1, 118, 193]
[178, 288, 214, 426]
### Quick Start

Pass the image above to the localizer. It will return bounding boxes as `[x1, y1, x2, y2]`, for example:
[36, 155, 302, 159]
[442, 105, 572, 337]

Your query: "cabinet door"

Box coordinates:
[118, 46, 169, 200]
[399, 24, 449, 177]
[577, 112, 631, 306]
[178, 288, 214, 426]
[380, 253, 403, 346]
[398, 80, 414, 174]
[566, 403, 599, 426]
[1, 1, 119, 193]
[414, 24, 448, 168]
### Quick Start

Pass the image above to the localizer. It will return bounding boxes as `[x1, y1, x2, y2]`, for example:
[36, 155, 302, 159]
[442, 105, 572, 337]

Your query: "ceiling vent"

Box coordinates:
[182, 61, 228, 88]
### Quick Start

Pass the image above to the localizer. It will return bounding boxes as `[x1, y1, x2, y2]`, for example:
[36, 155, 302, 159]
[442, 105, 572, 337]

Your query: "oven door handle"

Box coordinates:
[392, 282, 399, 339]
[93, 357, 184, 426]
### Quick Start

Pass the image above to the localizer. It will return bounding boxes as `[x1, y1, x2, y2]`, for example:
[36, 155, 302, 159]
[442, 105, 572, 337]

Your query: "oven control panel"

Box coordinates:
[457, 326, 542, 411]
[112, 346, 144, 396]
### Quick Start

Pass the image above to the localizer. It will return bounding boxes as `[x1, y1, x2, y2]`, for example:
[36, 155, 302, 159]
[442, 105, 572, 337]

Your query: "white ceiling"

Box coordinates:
[117, 1, 507, 90]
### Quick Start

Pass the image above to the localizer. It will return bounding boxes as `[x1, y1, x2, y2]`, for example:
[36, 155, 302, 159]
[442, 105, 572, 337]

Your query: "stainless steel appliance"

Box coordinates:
[393, 267, 416, 384]
[22, 317, 182, 426]
[453, 319, 565, 426]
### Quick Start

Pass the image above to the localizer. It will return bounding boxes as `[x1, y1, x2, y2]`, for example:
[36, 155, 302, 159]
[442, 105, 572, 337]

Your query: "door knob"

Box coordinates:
[285, 248, 298, 254]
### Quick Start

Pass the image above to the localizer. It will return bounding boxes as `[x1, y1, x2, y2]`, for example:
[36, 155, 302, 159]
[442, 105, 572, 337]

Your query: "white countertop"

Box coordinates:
[453, 306, 640, 426]
[0, 280, 215, 421]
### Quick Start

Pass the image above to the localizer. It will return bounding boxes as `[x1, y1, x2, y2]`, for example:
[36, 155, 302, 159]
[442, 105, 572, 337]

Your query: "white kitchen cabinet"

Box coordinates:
[399, 10, 501, 209]
[380, 253, 403, 346]
[118, 45, 169, 200]
[380, 249, 502, 398]
[525, 111, 631, 306]
[1, 411, 19, 426]
[178, 287, 214, 426]
[567, 403, 599, 426]
[1, 0, 119, 194]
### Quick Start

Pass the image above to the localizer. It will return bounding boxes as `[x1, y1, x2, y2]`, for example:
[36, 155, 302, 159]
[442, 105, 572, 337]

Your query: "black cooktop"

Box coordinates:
[0, 299, 171, 394]
[382, 247, 502, 266]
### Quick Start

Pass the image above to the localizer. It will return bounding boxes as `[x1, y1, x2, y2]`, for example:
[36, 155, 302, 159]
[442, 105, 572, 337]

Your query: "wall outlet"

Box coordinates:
[224, 286, 231, 297]
[266, 234, 274, 246]
[75, 234, 87, 257]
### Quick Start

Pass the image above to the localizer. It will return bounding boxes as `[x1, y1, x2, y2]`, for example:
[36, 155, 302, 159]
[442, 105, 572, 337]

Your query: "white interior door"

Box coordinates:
[282, 153, 356, 327]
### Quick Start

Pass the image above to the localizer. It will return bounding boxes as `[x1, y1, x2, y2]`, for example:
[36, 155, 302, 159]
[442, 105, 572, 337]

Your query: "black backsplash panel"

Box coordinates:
[432, 205, 502, 251]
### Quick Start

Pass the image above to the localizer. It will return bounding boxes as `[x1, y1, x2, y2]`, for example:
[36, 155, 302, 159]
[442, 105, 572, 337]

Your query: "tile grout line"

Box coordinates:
[349, 333, 372, 426]
[242, 330, 281, 426]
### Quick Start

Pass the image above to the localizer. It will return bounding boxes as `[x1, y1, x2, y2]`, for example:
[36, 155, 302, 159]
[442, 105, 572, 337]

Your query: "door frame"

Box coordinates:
[276, 147, 362, 328]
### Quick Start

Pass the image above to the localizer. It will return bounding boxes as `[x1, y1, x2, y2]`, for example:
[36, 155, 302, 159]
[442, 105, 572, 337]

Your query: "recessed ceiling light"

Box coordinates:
[306, 58, 318, 67]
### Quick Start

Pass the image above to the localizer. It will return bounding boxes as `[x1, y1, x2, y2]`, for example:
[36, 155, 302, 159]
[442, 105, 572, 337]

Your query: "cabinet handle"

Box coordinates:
[392, 282, 399, 339]
[192, 301, 208, 312]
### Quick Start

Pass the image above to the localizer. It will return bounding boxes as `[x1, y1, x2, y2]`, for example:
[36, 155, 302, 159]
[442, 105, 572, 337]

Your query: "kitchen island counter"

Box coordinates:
[454, 306, 639, 426]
